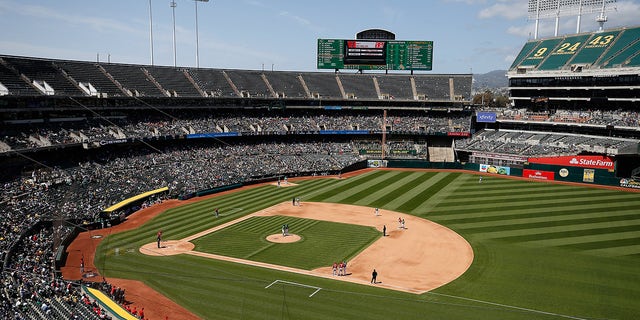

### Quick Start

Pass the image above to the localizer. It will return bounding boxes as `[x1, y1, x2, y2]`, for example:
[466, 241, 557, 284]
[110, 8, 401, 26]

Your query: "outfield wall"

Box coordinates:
[523, 163, 616, 184]
[383, 159, 632, 190]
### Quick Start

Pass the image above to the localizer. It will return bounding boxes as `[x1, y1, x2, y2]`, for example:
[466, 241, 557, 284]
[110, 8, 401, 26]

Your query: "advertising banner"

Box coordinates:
[187, 132, 239, 139]
[473, 152, 528, 162]
[367, 160, 387, 168]
[476, 112, 497, 123]
[583, 169, 595, 183]
[479, 164, 511, 175]
[523, 169, 555, 180]
[319, 130, 369, 135]
[447, 132, 471, 137]
[620, 178, 640, 189]
[527, 155, 614, 170]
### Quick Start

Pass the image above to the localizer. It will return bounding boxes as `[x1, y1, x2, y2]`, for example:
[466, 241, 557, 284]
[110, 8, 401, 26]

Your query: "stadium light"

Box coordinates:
[194, 0, 209, 68]
[171, 0, 177, 67]
[148, 0, 154, 65]
[527, 0, 616, 38]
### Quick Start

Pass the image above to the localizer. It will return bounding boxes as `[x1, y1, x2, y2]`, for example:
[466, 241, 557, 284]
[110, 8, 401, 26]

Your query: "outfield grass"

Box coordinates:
[95, 170, 640, 319]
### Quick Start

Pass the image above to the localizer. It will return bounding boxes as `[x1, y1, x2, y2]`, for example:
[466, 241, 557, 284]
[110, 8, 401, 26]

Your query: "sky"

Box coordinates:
[0, 0, 638, 74]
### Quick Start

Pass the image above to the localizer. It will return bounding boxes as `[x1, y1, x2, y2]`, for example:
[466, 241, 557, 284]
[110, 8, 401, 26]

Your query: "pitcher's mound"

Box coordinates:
[266, 233, 301, 243]
[139, 240, 195, 256]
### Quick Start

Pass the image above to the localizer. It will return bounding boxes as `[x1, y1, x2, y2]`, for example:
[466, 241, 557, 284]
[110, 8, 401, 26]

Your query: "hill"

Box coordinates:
[473, 70, 507, 91]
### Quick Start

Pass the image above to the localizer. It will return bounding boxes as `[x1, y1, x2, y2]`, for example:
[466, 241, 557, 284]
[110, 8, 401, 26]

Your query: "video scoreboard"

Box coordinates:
[317, 39, 433, 71]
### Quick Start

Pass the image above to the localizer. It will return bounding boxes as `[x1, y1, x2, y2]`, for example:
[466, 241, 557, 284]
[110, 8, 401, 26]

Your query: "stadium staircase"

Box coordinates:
[141, 68, 170, 97]
[183, 69, 207, 97]
[97, 65, 131, 97]
[0, 58, 38, 95]
[261, 73, 277, 97]
[410, 76, 418, 100]
[372, 76, 382, 99]
[335, 74, 347, 99]
[297, 74, 311, 98]
[222, 70, 241, 97]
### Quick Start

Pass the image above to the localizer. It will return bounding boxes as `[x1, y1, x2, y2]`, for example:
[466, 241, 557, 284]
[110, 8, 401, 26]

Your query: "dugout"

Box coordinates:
[99, 187, 169, 228]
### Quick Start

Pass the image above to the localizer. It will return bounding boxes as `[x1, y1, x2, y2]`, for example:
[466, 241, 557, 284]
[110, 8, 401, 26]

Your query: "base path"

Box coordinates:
[259, 202, 474, 293]
[140, 201, 474, 294]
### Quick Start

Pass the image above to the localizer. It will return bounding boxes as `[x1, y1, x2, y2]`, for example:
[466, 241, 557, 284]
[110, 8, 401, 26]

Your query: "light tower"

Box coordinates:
[170, 0, 177, 67]
[194, 0, 209, 68]
[148, 0, 155, 65]
[528, 0, 616, 39]
[596, 1, 609, 31]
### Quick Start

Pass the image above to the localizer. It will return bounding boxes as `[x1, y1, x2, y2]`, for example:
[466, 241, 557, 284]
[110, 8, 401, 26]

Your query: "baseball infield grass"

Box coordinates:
[95, 170, 640, 319]
[192, 216, 380, 270]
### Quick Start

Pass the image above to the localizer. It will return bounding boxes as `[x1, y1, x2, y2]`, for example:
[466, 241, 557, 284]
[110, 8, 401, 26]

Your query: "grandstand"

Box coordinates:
[509, 25, 640, 109]
[0, 55, 471, 103]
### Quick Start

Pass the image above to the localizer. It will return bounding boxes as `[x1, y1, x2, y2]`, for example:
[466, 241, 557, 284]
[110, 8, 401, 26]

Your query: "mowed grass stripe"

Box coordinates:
[479, 219, 640, 241]
[523, 230, 640, 248]
[450, 183, 586, 197]
[453, 179, 571, 194]
[297, 178, 358, 200]
[352, 171, 424, 206]
[123, 180, 341, 248]
[339, 171, 412, 204]
[435, 189, 631, 208]
[431, 202, 640, 223]
[429, 192, 638, 214]
[581, 244, 640, 257]
[104, 181, 337, 248]
[171, 178, 336, 217]
[366, 172, 437, 208]
[203, 179, 334, 215]
[307, 170, 389, 201]
[323, 170, 403, 203]
[382, 172, 447, 210]
[395, 172, 461, 213]
[431, 199, 639, 218]
[410, 173, 472, 216]
[448, 207, 640, 229]
[453, 210, 640, 232]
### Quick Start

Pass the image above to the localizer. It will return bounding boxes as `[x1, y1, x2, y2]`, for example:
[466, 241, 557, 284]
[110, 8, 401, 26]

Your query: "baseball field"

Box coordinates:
[86, 169, 640, 319]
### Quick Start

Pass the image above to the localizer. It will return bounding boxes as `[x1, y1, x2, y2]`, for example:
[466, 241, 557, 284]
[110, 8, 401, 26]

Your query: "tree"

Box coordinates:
[472, 90, 510, 108]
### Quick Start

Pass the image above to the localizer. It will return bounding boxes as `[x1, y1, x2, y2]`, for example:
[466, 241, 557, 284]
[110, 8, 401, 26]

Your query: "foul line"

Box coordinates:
[428, 292, 587, 320]
[265, 280, 322, 297]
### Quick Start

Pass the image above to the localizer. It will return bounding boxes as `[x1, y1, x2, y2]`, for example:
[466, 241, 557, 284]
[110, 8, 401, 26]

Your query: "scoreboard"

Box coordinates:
[317, 39, 433, 71]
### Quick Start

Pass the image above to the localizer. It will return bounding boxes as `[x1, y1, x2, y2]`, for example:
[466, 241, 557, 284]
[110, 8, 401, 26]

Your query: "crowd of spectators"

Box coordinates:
[1, 110, 472, 151]
[0, 137, 379, 319]
[456, 129, 638, 156]
[493, 108, 640, 128]
[0, 224, 116, 319]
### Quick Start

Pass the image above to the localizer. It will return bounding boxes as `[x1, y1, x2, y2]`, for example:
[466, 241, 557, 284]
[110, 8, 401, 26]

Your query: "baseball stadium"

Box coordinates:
[2, 1, 640, 320]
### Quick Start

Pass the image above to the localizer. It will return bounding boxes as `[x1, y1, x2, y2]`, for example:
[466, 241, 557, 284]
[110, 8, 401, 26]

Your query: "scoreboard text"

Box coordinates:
[317, 39, 433, 71]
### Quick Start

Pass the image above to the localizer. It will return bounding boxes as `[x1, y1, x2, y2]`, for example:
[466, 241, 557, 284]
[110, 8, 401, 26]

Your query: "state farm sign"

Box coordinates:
[527, 155, 614, 170]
